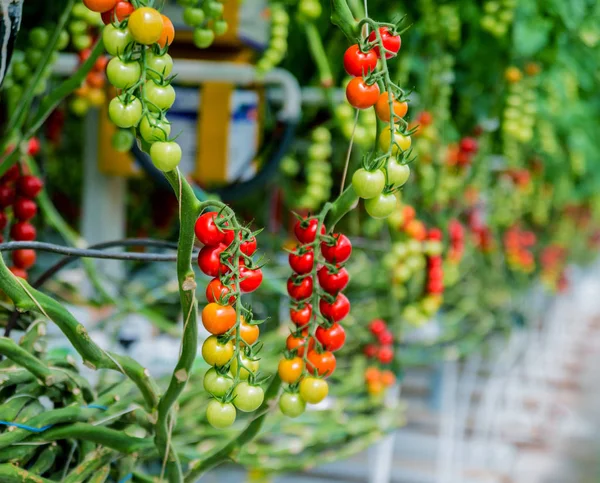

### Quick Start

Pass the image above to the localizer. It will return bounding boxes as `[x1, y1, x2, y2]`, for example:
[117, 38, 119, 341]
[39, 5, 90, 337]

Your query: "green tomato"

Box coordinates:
[25, 49, 43, 67]
[279, 393, 306, 418]
[56, 30, 70, 51]
[352, 168, 385, 199]
[308, 143, 331, 160]
[102, 24, 133, 56]
[299, 0, 322, 19]
[206, 400, 236, 429]
[312, 127, 331, 144]
[214, 20, 228, 36]
[299, 377, 328, 404]
[272, 9, 289, 26]
[230, 354, 259, 380]
[106, 57, 141, 89]
[29, 28, 49, 49]
[70, 97, 89, 116]
[108, 97, 143, 128]
[232, 382, 264, 412]
[271, 25, 288, 39]
[12, 62, 30, 81]
[183, 7, 205, 26]
[203, 368, 234, 397]
[205, 1, 224, 17]
[145, 81, 176, 112]
[193, 28, 215, 48]
[386, 159, 410, 187]
[72, 3, 89, 18]
[150, 142, 182, 172]
[139, 115, 171, 143]
[72, 34, 92, 51]
[112, 129, 135, 153]
[364, 193, 397, 219]
[69, 20, 88, 36]
[146, 52, 173, 80]
[33, 79, 47, 96]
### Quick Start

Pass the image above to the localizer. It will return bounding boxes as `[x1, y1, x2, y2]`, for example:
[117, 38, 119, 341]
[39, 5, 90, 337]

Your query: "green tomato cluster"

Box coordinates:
[335, 101, 377, 148]
[256, 4, 289, 74]
[297, 0, 322, 21]
[178, 0, 228, 49]
[438, 5, 461, 47]
[503, 78, 537, 144]
[70, 1, 103, 50]
[428, 54, 454, 123]
[481, 0, 516, 37]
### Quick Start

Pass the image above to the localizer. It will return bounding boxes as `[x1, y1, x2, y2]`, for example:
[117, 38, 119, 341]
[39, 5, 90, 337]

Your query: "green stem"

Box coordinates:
[0, 337, 54, 385]
[304, 23, 334, 87]
[330, 0, 360, 41]
[63, 447, 115, 483]
[325, 186, 359, 229]
[0, 464, 54, 483]
[86, 464, 111, 483]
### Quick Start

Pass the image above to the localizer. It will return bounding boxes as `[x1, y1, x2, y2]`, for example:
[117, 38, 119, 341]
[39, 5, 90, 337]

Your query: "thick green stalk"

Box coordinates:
[330, 0, 360, 40]
[154, 169, 202, 483]
[26, 444, 60, 476]
[0, 337, 54, 385]
[304, 23, 334, 87]
[86, 464, 111, 483]
[63, 447, 114, 483]
[0, 464, 54, 483]
[325, 186, 359, 229]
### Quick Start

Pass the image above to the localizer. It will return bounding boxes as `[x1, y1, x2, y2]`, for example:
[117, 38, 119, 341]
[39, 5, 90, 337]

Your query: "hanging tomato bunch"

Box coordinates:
[363, 318, 396, 397]
[178, 0, 228, 49]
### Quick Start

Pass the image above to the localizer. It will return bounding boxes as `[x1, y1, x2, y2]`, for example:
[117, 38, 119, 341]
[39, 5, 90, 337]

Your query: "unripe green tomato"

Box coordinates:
[402, 305, 421, 324]
[352, 168, 386, 199]
[12, 62, 30, 81]
[145, 81, 176, 112]
[392, 243, 408, 260]
[279, 156, 300, 176]
[83, 9, 103, 26]
[230, 354, 259, 380]
[73, 34, 92, 51]
[391, 284, 407, 300]
[393, 265, 411, 283]
[146, 52, 174, 80]
[405, 256, 421, 273]
[214, 20, 228, 36]
[25, 49, 43, 67]
[56, 30, 70, 50]
[72, 3, 88, 18]
[232, 382, 264, 412]
[206, 400, 236, 429]
[150, 142, 182, 172]
[29, 28, 49, 49]
[205, 1, 224, 17]
[271, 25, 288, 38]
[365, 193, 397, 219]
[112, 129, 135, 153]
[299, 0, 322, 19]
[270, 38, 287, 52]
[183, 7, 205, 26]
[203, 368, 234, 397]
[272, 9, 289, 26]
[335, 104, 353, 121]
[424, 240, 443, 256]
[279, 393, 306, 418]
[139, 115, 171, 143]
[498, 10, 514, 23]
[103, 24, 134, 56]
[264, 49, 282, 64]
[193, 28, 215, 48]
[308, 143, 331, 160]
[70, 96, 89, 116]
[69, 20, 88, 36]
[306, 185, 328, 200]
[109, 97, 143, 128]
[484, 2, 500, 13]
[312, 127, 331, 144]
[107, 57, 141, 89]
[385, 158, 410, 187]
[407, 239, 422, 255]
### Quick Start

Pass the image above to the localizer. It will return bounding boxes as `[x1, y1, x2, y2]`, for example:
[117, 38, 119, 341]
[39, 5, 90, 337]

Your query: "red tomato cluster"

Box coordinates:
[504, 225, 536, 272]
[502, 168, 532, 190]
[426, 229, 444, 295]
[447, 136, 479, 167]
[448, 219, 465, 263]
[363, 318, 395, 365]
[0, 140, 43, 279]
[468, 209, 495, 253]
[540, 244, 568, 292]
[72, 47, 109, 115]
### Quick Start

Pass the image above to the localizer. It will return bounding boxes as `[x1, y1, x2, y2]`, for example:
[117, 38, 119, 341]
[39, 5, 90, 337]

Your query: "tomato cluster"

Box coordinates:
[278, 217, 352, 417]
[195, 210, 265, 429]
[178, 0, 228, 49]
[481, 0, 516, 38]
[72, 51, 110, 116]
[540, 245, 568, 292]
[364, 366, 396, 397]
[425, 229, 444, 296]
[503, 66, 539, 149]
[503, 225, 536, 273]
[447, 219, 465, 263]
[363, 319, 395, 370]
[0, 140, 44, 279]
[256, 3, 289, 74]
[447, 136, 480, 168]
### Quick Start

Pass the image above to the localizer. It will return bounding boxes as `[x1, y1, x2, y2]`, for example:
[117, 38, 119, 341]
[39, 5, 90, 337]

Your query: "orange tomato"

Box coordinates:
[380, 370, 396, 387]
[158, 15, 175, 48]
[278, 357, 304, 384]
[237, 318, 259, 346]
[306, 350, 336, 378]
[365, 367, 380, 384]
[375, 93, 408, 123]
[367, 380, 384, 395]
[505, 66, 522, 83]
[83, 0, 117, 13]
[405, 219, 426, 241]
[286, 330, 314, 357]
[86, 71, 105, 89]
[201, 303, 236, 335]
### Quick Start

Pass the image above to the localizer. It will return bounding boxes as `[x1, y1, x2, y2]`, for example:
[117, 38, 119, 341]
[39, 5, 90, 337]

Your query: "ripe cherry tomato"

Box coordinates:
[286, 330, 314, 356]
[365, 193, 397, 219]
[375, 93, 408, 123]
[0, 186, 15, 207]
[233, 382, 264, 412]
[378, 345, 394, 364]
[460, 137, 479, 153]
[201, 302, 236, 335]
[369, 319, 387, 335]
[203, 368, 234, 397]
[317, 266, 349, 294]
[197, 244, 227, 277]
[101, 1, 134, 24]
[289, 249, 314, 275]
[279, 392, 306, 418]
[27, 138, 41, 156]
[9, 266, 28, 279]
[346, 77, 380, 109]
[240, 236, 257, 256]
[236, 318, 259, 346]
[287, 275, 313, 300]
[365, 366, 381, 383]
[378, 330, 393, 345]
[368, 380, 384, 395]
[106, 57, 141, 89]
[320, 233, 352, 264]
[17, 176, 43, 198]
[13, 198, 37, 221]
[294, 218, 325, 243]
[195, 212, 228, 246]
[364, 344, 378, 358]
[206, 400, 236, 428]
[86, 71, 105, 89]
[381, 370, 396, 386]
[315, 323, 346, 352]
[11, 222, 36, 241]
[202, 336, 234, 366]
[351, 168, 385, 199]
[278, 356, 304, 384]
[307, 350, 336, 377]
[319, 293, 350, 322]
[299, 377, 328, 404]
[239, 265, 263, 293]
[158, 15, 175, 48]
[83, 0, 117, 13]
[290, 304, 312, 327]
[128, 7, 163, 45]
[2, 165, 20, 183]
[206, 278, 235, 304]
[343, 44, 378, 77]
[12, 249, 36, 269]
[368, 27, 401, 59]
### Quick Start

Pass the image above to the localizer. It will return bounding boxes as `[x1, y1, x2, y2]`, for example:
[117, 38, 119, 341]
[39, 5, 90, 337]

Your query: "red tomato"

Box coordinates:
[289, 248, 314, 275]
[306, 350, 336, 377]
[427, 281, 444, 294]
[460, 137, 479, 154]
[10, 222, 36, 241]
[319, 293, 350, 322]
[201, 302, 236, 335]
[240, 236, 257, 256]
[13, 198, 37, 221]
[369, 319, 387, 335]
[0, 211, 7, 230]
[317, 266, 349, 294]
[17, 176, 43, 198]
[101, 1, 135, 24]
[315, 323, 346, 352]
[194, 212, 226, 246]
[343, 44, 378, 77]
[222, 229, 235, 246]
[1, 165, 20, 183]
[0, 185, 15, 207]
[320, 233, 352, 263]
[83, 0, 117, 13]
[9, 266, 28, 279]
[12, 249, 36, 269]
[364, 344, 378, 358]
[346, 77, 380, 109]
[428, 228, 443, 241]
[378, 330, 393, 345]
[239, 265, 263, 293]
[290, 304, 312, 327]
[197, 244, 227, 277]
[27, 138, 41, 156]
[294, 218, 326, 243]
[378, 345, 394, 364]
[205, 278, 235, 304]
[287, 275, 313, 300]
[368, 27, 401, 59]
[418, 111, 433, 126]
[286, 329, 314, 356]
